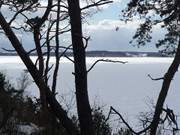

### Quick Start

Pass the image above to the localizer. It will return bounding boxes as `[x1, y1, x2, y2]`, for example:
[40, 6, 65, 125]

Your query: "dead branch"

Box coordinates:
[148, 74, 164, 81]
[87, 59, 127, 73]
[106, 106, 151, 135]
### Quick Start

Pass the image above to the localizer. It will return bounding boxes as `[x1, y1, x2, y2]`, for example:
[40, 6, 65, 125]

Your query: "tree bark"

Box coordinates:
[150, 39, 180, 135]
[0, 11, 79, 135]
[67, 0, 94, 135]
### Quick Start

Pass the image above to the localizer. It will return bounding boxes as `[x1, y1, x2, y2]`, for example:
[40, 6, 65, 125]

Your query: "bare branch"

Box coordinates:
[87, 59, 127, 73]
[59, 45, 73, 50]
[64, 54, 74, 63]
[1, 47, 16, 52]
[83, 36, 90, 49]
[106, 106, 151, 135]
[59, 45, 73, 57]
[148, 74, 164, 81]
[81, 0, 113, 10]
[41, 26, 71, 48]
[8, 2, 36, 25]
[43, 64, 54, 80]
[11, 26, 28, 31]
[162, 107, 179, 130]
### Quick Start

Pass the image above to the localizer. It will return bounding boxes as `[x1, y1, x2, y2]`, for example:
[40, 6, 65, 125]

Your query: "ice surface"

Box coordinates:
[0, 56, 179, 128]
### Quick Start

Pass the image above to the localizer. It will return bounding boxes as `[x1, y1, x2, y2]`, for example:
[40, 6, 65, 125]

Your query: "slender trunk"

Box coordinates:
[44, 22, 51, 85]
[52, 0, 61, 94]
[33, 27, 47, 108]
[51, 1, 61, 134]
[33, 28, 44, 76]
[0, 12, 80, 135]
[150, 38, 180, 135]
[67, 0, 94, 135]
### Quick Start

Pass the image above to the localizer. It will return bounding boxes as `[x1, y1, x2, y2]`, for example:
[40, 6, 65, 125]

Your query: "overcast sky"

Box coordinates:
[0, 0, 164, 52]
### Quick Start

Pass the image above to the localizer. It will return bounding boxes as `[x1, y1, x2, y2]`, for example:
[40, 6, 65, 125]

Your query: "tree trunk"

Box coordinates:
[150, 39, 180, 135]
[0, 11, 80, 135]
[33, 27, 47, 109]
[67, 0, 94, 135]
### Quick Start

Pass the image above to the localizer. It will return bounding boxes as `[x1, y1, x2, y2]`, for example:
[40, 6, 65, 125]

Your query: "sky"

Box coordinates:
[84, 0, 164, 52]
[0, 0, 164, 52]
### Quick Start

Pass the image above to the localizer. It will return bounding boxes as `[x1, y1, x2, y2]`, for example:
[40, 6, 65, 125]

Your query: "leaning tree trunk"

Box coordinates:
[67, 0, 94, 135]
[150, 38, 180, 135]
[0, 12, 80, 135]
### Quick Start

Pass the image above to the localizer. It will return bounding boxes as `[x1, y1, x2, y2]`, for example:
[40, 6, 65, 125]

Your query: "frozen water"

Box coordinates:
[0, 56, 179, 127]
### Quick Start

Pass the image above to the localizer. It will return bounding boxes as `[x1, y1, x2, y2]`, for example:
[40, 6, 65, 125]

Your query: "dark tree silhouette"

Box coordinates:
[67, 0, 94, 134]
[122, 0, 180, 134]
[0, 0, 112, 134]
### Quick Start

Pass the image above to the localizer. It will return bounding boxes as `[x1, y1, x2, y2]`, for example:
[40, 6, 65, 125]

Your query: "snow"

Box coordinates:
[17, 123, 43, 135]
[0, 56, 179, 127]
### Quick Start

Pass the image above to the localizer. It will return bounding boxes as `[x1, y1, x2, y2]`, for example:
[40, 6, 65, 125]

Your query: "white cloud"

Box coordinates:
[0, 1, 163, 52]
[82, 19, 163, 52]
[84, 19, 141, 32]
